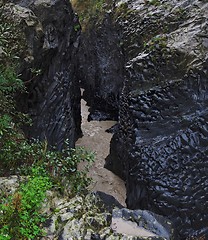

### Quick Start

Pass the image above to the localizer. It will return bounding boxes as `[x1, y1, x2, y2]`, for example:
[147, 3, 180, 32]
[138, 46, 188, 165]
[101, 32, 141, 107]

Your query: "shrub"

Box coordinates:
[0, 166, 52, 239]
[71, 0, 105, 30]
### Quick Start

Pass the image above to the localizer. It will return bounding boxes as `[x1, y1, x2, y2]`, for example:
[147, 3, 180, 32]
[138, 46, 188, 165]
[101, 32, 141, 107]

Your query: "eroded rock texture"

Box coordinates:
[0, 177, 175, 239]
[106, 0, 208, 239]
[7, 0, 81, 149]
[76, 6, 124, 121]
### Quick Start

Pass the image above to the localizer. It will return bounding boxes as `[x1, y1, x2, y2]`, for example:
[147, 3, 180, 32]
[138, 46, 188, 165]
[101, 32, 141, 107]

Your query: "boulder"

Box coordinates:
[111, 208, 176, 240]
[42, 191, 175, 239]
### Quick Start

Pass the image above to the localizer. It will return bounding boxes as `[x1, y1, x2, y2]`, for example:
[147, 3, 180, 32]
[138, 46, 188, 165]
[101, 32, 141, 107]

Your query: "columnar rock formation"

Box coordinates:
[76, 3, 124, 121]
[7, 0, 82, 149]
[105, 0, 208, 239]
[2, 0, 208, 238]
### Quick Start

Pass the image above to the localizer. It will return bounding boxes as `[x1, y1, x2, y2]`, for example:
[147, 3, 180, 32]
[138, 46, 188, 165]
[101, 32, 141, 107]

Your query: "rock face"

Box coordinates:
[112, 208, 175, 239]
[76, 5, 124, 121]
[0, 176, 175, 240]
[106, 0, 208, 239]
[44, 188, 176, 239]
[2, 0, 207, 238]
[7, 0, 82, 149]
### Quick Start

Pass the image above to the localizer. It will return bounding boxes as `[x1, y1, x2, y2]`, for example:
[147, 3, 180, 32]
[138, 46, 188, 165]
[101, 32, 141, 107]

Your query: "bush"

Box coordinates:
[0, 166, 52, 239]
[71, 0, 105, 29]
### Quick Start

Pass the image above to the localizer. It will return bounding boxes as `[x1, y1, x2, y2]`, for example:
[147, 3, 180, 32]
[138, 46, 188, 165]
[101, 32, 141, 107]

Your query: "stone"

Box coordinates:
[0, 178, 175, 240]
[111, 208, 175, 239]
[4, 0, 82, 149]
[105, 0, 208, 239]
[74, 3, 125, 121]
[0, 176, 23, 196]
[50, 192, 173, 240]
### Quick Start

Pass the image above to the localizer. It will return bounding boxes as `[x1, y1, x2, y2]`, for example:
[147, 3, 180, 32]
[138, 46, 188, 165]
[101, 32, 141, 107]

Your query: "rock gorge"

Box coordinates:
[75, 0, 208, 239]
[2, 0, 208, 239]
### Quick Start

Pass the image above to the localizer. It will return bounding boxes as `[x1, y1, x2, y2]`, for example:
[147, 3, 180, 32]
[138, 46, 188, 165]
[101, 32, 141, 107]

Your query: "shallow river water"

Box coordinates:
[76, 97, 126, 206]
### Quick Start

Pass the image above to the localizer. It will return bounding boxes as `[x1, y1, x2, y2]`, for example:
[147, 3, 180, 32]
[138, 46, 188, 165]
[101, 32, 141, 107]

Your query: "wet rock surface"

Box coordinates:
[1, 0, 207, 238]
[106, 0, 208, 239]
[6, 0, 81, 149]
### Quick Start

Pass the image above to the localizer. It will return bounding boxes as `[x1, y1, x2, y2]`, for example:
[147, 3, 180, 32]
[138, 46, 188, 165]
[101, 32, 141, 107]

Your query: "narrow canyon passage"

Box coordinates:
[76, 94, 126, 206]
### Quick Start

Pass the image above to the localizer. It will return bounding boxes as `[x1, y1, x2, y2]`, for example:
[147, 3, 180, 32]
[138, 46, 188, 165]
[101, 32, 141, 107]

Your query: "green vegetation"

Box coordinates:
[0, 2, 26, 67]
[0, 2, 94, 238]
[71, 0, 105, 30]
[0, 140, 94, 238]
[143, 34, 171, 64]
[144, 34, 167, 52]
[145, 0, 161, 6]
[74, 23, 81, 32]
[0, 167, 52, 239]
[114, 2, 135, 20]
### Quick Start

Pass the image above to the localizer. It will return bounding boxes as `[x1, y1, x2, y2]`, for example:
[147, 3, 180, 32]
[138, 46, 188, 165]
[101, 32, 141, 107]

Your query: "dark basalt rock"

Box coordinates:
[106, 0, 208, 239]
[76, 10, 124, 121]
[7, 0, 82, 149]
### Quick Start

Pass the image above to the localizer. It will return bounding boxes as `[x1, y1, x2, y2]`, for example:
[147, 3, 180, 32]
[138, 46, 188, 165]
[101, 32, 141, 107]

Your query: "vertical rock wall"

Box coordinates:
[106, 0, 208, 239]
[5, 0, 208, 237]
[75, 4, 124, 121]
[9, 0, 82, 149]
